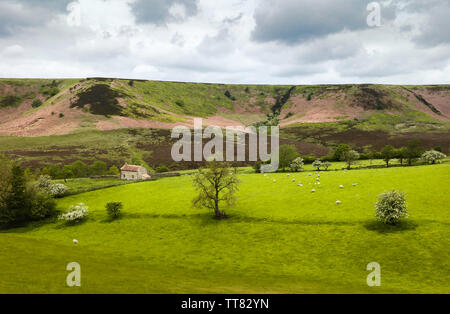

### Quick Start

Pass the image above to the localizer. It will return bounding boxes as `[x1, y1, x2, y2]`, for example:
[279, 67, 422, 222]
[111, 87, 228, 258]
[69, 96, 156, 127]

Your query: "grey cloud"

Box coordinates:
[408, 1, 450, 47]
[0, 0, 72, 36]
[130, 0, 198, 25]
[252, 0, 396, 44]
[14, 0, 73, 11]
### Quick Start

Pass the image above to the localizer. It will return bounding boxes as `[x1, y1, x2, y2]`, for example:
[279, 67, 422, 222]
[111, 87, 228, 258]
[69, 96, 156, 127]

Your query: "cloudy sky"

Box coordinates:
[0, 0, 449, 84]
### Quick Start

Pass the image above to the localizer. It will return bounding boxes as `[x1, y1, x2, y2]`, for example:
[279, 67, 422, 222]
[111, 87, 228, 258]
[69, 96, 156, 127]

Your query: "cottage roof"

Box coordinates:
[120, 164, 142, 172]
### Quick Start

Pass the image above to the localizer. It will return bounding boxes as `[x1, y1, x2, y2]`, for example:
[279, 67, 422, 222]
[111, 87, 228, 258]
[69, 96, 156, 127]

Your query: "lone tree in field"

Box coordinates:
[192, 161, 240, 219]
[341, 150, 360, 170]
[375, 190, 408, 225]
[381, 145, 396, 167]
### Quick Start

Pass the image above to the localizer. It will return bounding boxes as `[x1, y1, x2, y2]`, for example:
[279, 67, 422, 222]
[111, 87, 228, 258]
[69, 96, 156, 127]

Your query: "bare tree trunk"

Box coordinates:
[213, 193, 226, 219]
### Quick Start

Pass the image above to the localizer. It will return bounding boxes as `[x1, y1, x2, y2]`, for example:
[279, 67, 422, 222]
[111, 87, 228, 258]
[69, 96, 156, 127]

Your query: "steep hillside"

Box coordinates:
[1, 78, 449, 137]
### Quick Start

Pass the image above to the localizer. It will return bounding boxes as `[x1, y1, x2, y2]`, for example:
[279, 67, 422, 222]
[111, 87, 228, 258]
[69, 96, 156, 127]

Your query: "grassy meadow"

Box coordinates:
[0, 164, 449, 294]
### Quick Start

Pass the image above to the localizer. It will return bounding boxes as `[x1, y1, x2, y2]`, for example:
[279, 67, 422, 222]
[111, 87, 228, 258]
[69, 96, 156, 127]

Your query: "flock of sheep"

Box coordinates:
[265, 171, 360, 206]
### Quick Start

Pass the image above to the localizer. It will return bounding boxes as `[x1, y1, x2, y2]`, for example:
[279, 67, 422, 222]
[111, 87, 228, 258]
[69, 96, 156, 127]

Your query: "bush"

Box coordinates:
[108, 165, 120, 175]
[156, 166, 169, 173]
[28, 186, 56, 220]
[321, 161, 332, 171]
[312, 160, 322, 170]
[106, 202, 123, 219]
[49, 183, 68, 197]
[421, 150, 447, 165]
[59, 203, 89, 224]
[31, 99, 43, 108]
[290, 157, 304, 172]
[302, 155, 316, 164]
[37, 175, 67, 197]
[0, 95, 23, 108]
[375, 191, 408, 225]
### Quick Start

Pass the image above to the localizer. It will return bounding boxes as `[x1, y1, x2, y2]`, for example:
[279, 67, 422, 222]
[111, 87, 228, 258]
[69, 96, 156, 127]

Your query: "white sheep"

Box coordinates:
[308, 173, 312, 176]
[352, 183, 358, 187]
[311, 189, 316, 193]
[316, 178, 320, 182]
[287, 174, 290, 177]
[273, 180, 277, 183]
[336, 200, 342, 205]
[298, 184, 303, 187]
[292, 179, 296, 182]
[73, 239, 78, 245]
[339, 185, 344, 189]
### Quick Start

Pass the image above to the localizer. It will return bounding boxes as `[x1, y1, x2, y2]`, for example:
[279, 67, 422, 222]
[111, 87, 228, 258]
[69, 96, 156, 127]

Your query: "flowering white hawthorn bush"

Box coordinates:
[37, 175, 68, 197]
[290, 157, 304, 172]
[421, 150, 447, 164]
[375, 190, 408, 225]
[59, 203, 89, 223]
[49, 183, 68, 197]
[312, 160, 322, 170]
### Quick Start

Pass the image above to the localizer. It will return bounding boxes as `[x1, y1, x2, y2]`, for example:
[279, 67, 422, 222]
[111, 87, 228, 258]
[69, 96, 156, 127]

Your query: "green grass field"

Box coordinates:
[1, 164, 449, 294]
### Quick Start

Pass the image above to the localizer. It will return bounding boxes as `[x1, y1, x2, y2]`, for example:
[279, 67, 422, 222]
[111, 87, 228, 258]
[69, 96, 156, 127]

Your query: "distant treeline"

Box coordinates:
[39, 161, 120, 179]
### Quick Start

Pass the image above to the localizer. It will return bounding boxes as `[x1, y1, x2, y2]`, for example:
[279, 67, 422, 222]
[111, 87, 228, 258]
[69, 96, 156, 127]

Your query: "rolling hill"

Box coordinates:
[0, 78, 449, 170]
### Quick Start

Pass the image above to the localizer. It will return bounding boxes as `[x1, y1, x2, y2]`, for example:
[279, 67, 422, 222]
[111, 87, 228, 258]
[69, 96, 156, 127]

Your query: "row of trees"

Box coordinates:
[255, 140, 446, 173]
[380, 142, 446, 167]
[40, 161, 120, 180]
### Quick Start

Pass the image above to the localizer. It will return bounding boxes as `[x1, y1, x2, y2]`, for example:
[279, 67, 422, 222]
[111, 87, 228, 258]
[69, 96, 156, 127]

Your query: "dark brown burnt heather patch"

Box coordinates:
[70, 84, 125, 116]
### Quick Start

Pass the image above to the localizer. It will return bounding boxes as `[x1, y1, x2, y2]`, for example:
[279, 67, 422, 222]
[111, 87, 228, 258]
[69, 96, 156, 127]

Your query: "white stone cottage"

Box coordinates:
[120, 164, 151, 181]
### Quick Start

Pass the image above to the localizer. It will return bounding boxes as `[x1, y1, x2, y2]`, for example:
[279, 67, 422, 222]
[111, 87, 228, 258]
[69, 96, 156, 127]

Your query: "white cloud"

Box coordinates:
[0, 0, 449, 84]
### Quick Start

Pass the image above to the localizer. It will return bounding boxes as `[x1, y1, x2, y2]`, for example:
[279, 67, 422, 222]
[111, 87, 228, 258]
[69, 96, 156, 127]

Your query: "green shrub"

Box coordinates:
[302, 155, 316, 164]
[28, 186, 57, 220]
[0, 95, 23, 108]
[156, 166, 169, 173]
[108, 166, 120, 175]
[375, 190, 408, 225]
[31, 99, 43, 108]
[106, 202, 123, 219]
